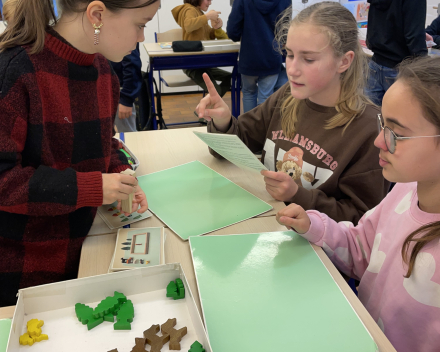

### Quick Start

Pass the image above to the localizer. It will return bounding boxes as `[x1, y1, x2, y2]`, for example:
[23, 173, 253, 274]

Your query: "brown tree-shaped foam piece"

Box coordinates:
[161, 318, 188, 350]
[143, 324, 170, 352]
[130, 337, 149, 352]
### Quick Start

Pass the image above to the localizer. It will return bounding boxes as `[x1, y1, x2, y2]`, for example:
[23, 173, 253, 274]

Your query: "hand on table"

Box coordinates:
[276, 204, 311, 234]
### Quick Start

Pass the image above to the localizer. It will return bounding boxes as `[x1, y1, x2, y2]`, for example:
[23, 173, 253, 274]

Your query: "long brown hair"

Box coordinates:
[398, 56, 440, 278]
[2, 0, 19, 23]
[275, 2, 370, 138]
[0, 0, 159, 55]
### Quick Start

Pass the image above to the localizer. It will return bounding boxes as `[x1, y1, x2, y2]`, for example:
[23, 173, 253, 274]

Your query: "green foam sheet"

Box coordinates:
[190, 232, 377, 352]
[138, 161, 272, 240]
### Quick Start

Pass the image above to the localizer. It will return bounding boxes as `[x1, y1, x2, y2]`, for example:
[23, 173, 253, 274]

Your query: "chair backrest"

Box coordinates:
[156, 28, 183, 43]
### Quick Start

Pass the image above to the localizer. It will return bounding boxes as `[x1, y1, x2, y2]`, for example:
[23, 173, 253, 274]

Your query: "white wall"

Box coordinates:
[427, 0, 439, 26]
[0, 21, 5, 34]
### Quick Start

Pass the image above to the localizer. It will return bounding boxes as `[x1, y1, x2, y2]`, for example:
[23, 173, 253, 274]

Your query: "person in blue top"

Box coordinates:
[426, 15, 440, 49]
[110, 43, 143, 132]
[226, 0, 291, 113]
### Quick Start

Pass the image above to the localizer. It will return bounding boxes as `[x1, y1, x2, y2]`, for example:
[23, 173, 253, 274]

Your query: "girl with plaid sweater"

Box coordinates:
[0, 0, 159, 307]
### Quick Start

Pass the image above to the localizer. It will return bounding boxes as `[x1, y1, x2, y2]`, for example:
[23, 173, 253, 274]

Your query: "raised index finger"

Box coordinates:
[202, 73, 220, 98]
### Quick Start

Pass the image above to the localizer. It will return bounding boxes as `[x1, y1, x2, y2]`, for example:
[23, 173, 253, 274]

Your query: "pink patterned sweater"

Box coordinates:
[303, 182, 440, 352]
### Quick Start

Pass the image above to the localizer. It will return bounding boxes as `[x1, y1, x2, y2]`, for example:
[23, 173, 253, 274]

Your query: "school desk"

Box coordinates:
[76, 217, 396, 351]
[144, 41, 241, 129]
[0, 225, 396, 351]
[0, 128, 397, 351]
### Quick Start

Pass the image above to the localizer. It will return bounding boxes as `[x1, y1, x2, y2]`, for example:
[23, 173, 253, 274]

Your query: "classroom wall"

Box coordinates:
[427, 0, 439, 26]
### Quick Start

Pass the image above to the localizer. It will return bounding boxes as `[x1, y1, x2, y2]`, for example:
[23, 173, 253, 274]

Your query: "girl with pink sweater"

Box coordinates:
[277, 56, 440, 352]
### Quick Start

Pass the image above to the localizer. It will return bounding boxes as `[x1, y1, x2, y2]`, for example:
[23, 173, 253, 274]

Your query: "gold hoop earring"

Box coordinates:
[93, 23, 104, 45]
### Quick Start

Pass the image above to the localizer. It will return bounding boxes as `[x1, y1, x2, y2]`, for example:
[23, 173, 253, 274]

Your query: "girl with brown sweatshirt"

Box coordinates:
[196, 3, 390, 224]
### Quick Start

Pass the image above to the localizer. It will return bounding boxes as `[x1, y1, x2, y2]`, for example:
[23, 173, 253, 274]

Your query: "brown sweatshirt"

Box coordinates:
[172, 4, 228, 41]
[208, 84, 389, 224]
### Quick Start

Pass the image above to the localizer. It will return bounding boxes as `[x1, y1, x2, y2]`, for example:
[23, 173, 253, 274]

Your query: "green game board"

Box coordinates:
[137, 161, 272, 240]
[190, 232, 378, 352]
[0, 319, 11, 352]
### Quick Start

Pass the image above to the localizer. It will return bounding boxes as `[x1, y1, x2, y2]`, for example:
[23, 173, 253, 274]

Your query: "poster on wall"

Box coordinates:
[342, 1, 369, 28]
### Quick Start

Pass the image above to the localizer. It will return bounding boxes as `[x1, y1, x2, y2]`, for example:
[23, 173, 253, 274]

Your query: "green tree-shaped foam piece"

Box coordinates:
[93, 291, 127, 318]
[188, 340, 205, 352]
[75, 303, 104, 330]
[114, 300, 135, 330]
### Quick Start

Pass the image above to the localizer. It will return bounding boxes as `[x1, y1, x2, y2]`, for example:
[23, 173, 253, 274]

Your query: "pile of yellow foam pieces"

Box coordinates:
[19, 319, 49, 346]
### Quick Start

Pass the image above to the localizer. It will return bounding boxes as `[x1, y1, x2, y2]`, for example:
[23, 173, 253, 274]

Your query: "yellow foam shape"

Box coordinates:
[32, 334, 48, 342]
[19, 332, 34, 346]
[27, 319, 44, 337]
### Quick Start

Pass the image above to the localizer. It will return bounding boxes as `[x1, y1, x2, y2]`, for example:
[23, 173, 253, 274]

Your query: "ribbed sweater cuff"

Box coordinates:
[76, 171, 104, 208]
[302, 211, 325, 244]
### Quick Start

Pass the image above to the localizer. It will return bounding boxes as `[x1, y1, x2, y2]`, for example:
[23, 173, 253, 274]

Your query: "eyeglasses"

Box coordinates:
[377, 113, 440, 154]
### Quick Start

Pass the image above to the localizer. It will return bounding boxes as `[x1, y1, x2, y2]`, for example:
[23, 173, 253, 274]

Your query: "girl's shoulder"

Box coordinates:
[348, 103, 381, 135]
[95, 54, 116, 75]
[0, 45, 32, 71]
[357, 103, 380, 121]
[0, 46, 34, 91]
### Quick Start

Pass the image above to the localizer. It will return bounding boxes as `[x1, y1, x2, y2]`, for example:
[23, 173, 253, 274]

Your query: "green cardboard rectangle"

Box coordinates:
[0, 319, 11, 352]
[137, 161, 272, 240]
[190, 232, 378, 352]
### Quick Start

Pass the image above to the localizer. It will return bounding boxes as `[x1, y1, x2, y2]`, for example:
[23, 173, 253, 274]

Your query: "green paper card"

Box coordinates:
[0, 319, 11, 352]
[190, 232, 378, 352]
[137, 161, 272, 240]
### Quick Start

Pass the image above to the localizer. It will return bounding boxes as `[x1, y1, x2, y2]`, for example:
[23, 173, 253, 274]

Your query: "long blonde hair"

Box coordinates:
[398, 56, 440, 278]
[2, 0, 19, 23]
[0, 0, 159, 55]
[276, 2, 370, 138]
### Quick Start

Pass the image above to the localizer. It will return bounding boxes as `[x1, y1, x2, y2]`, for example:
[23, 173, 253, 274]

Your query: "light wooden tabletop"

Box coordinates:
[123, 127, 284, 217]
[0, 127, 396, 351]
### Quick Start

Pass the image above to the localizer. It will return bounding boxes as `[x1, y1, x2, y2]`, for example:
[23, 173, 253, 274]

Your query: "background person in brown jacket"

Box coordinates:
[172, 0, 231, 123]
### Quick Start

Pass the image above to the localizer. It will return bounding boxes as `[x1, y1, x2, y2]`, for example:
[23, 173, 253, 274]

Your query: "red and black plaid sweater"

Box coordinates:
[0, 29, 131, 307]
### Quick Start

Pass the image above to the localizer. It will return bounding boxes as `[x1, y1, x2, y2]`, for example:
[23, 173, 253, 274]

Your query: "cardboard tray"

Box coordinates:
[7, 264, 212, 352]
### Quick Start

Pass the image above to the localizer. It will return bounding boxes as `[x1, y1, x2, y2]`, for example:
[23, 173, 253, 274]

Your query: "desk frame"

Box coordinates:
[148, 52, 241, 129]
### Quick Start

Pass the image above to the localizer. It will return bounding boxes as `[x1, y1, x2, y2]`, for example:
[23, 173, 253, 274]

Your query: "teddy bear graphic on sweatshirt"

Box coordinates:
[276, 147, 315, 187]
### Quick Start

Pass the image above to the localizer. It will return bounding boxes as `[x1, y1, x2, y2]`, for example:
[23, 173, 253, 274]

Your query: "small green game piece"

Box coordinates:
[166, 281, 177, 299]
[93, 291, 127, 318]
[103, 313, 114, 322]
[188, 340, 205, 352]
[176, 278, 185, 299]
[166, 279, 185, 300]
[114, 300, 135, 330]
[75, 303, 104, 330]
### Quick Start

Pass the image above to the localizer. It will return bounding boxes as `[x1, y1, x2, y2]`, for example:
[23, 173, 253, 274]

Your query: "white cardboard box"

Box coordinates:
[7, 264, 212, 352]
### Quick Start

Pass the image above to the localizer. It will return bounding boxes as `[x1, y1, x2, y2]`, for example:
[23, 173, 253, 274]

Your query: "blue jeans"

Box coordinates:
[241, 67, 288, 112]
[365, 60, 398, 106]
